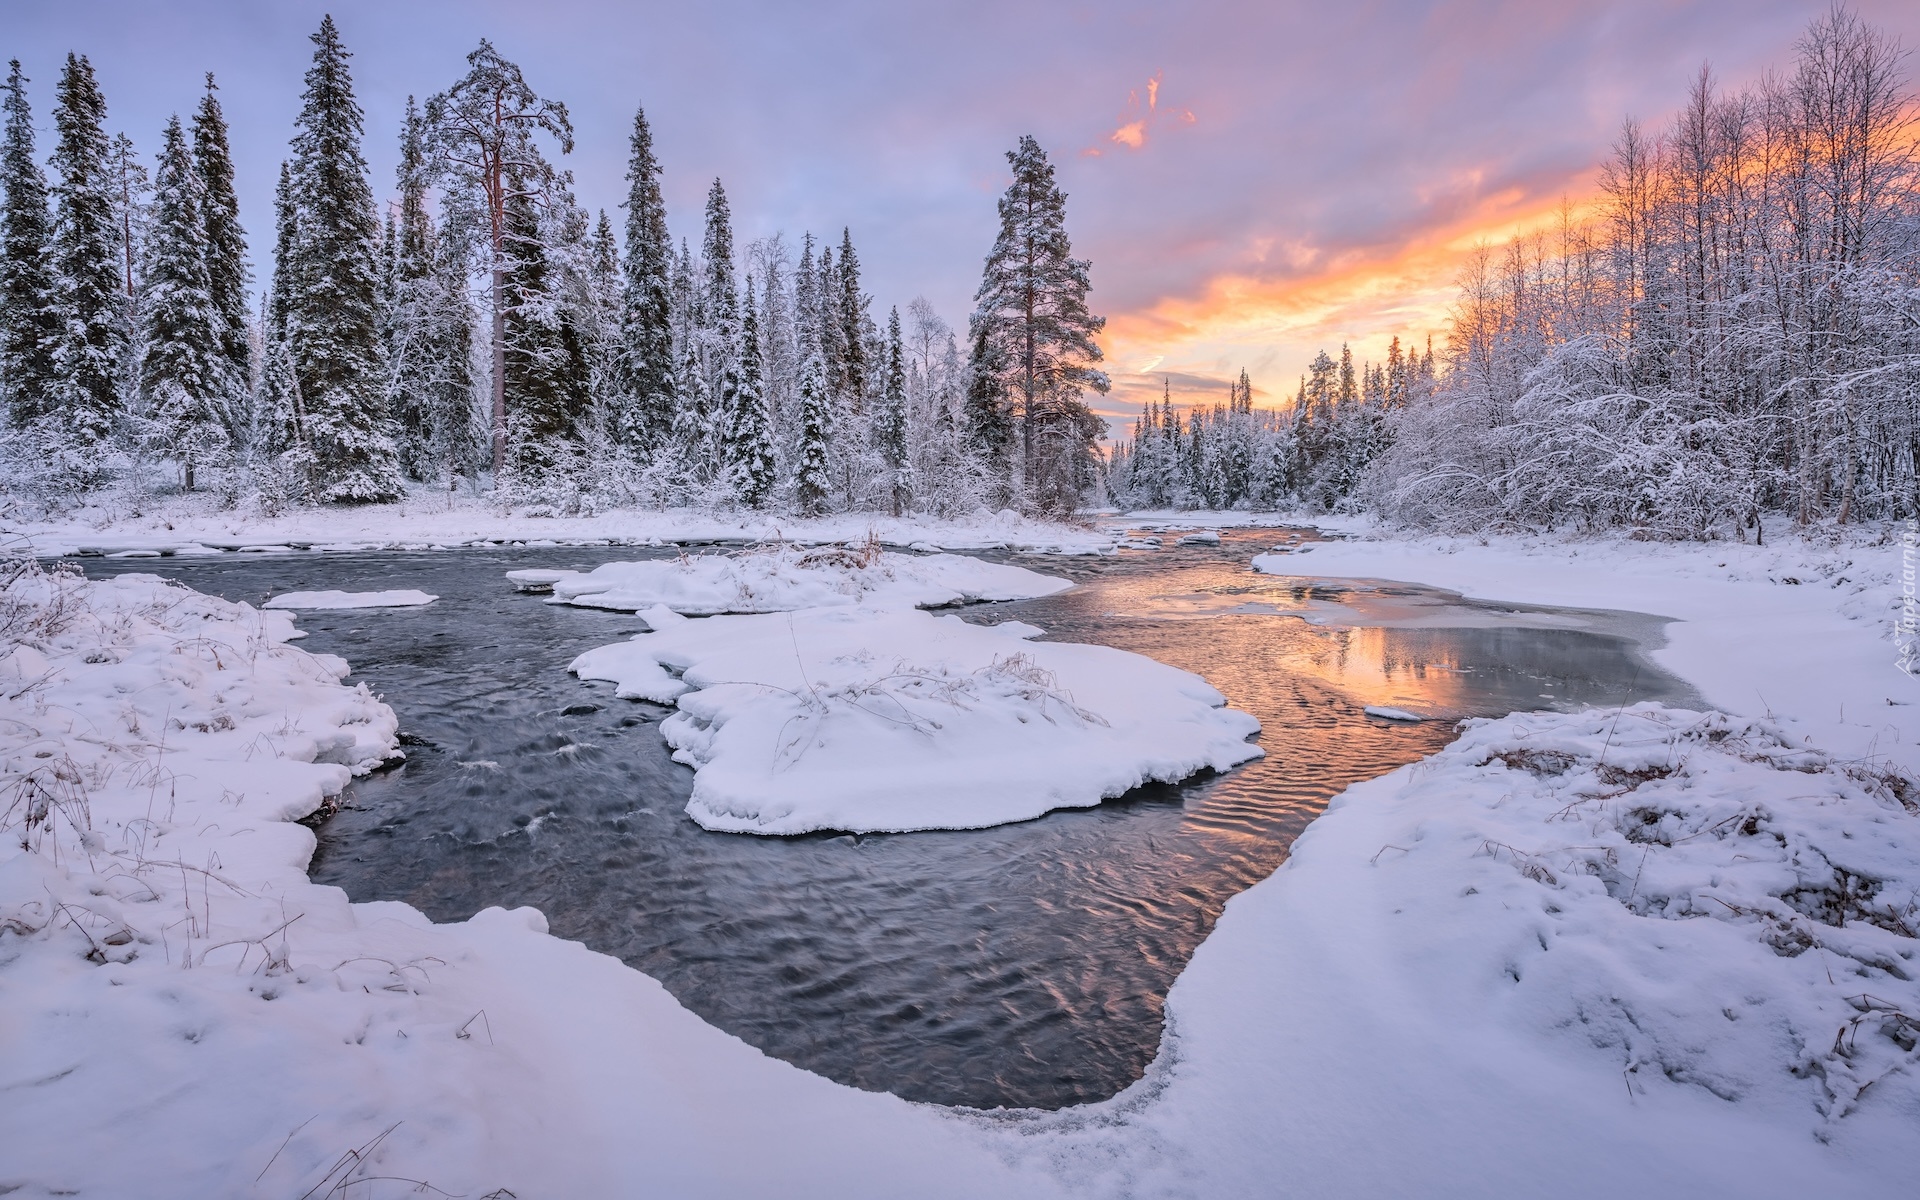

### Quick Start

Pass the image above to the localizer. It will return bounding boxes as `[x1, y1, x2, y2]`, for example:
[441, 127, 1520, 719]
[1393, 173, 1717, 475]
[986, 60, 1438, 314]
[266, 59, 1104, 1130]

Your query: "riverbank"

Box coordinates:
[2, 492, 1116, 557]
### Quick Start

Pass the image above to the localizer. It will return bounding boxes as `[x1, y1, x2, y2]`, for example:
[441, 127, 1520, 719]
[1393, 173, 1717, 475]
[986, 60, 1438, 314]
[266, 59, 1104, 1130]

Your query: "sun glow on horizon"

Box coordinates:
[1094, 172, 1604, 424]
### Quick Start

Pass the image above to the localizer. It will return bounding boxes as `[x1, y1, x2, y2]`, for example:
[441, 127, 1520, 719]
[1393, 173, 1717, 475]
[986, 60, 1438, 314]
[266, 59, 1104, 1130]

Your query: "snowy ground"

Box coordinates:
[3, 517, 1917, 1197]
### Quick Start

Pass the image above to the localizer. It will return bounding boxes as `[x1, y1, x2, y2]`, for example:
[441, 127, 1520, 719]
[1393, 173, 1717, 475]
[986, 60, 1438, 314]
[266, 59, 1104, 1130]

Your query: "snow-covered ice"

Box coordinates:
[504, 567, 570, 592]
[540, 543, 1073, 614]
[1363, 704, 1424, 721]
[262, 588, 438, 609]
[571, 605, 1263, 834]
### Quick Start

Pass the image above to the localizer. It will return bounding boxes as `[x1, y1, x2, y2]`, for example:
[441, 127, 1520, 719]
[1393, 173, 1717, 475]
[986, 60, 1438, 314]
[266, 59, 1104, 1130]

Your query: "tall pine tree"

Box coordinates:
[48, 53, 125, 467]
[970, 135, 1107, 514]
[964, 323, 1011, 497]
[793, 349, 832, 516]
[140, 114, 226, 489]
[500, 176, 589, 479]
[283, 15, 403, 502]
[618, 104, 673, 455]
[192, 74, 249, 426]
[875, 305, 908, 515]
[701, 179, 737, 335]
[725, 276, 775, 507]
[0, 61, 56, 426]
[837, 228, 868, 402]
[385, 96, 439, 479]
[421, 39, 572, 479]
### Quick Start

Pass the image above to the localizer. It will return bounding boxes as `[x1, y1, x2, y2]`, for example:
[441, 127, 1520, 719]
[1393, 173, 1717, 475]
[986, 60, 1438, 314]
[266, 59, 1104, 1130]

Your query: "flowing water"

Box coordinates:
[82, 528, 1697, 1110]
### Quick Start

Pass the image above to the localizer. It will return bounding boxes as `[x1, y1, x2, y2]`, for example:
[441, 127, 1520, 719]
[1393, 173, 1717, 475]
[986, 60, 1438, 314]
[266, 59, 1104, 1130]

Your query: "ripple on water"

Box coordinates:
[83, 531, 1697, 1109]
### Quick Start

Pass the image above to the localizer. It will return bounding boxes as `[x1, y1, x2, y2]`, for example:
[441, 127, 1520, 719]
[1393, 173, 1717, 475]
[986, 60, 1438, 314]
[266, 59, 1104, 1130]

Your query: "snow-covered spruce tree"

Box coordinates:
[101, 130, 152, 465]
[792, 350, 834, 517]
[970, 136, 1108, 515]
[746, 234, 798, 472]
[874, 305, 909, 515]
[383, 97, 434, 478]
[963, 322, 1013, 504]
[381, 96, 487, 490]
[192, 74, 249, 430]
[422, 38, 572, 480]
[1, 61, 58, 427]
[836, 227, 868, 402]
[724, 276, 775, 507]
[253, 164, 302, 463]
[424, 216, 482, 488]
[139, 114, 227, 490]
[701, 179, 737, 336]
[671, 336, 713, 489]
[500, 177, 589, 483]
[813, 243, 848, 403]
[47, 53, 126, 478]
[571, 206, 628, 499]
[618, 104, 674, 457]
[282, 16, 403, 502]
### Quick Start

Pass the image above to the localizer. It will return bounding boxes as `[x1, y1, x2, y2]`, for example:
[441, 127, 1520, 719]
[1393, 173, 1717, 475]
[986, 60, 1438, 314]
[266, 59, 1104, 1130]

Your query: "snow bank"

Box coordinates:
[263, 588, 438, 610]
[541, 543, 1073, 614]
[1363, 705, 1920, 1122]
[12, 496, 1118, 558]
[570, 606, 1262, 834]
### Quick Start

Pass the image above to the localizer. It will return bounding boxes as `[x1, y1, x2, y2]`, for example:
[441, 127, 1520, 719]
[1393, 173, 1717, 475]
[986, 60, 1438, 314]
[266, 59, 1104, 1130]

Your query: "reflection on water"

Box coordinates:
[81, 531, 1697, 1110]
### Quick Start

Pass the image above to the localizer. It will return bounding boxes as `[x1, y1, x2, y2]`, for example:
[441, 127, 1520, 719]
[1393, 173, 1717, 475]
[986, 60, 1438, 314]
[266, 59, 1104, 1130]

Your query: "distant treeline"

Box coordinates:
[1116, 6, 1920, 536]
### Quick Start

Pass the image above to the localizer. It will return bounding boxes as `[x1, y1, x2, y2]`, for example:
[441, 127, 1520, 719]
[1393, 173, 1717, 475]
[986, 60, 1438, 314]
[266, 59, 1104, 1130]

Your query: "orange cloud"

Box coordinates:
[1095, 176, 1601, 420]
[1087, 71, 1194, 157]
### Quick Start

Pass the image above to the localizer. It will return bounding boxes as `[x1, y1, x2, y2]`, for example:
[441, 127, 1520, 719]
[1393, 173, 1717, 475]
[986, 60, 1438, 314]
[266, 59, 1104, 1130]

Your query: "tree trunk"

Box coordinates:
[488, 92, 508, 479]
[491, 266, 506, 476]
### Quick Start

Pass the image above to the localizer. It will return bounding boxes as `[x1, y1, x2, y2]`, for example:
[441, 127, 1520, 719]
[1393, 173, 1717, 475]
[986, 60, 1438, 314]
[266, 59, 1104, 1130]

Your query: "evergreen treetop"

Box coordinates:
[0, 60, 57, 424]
[48, 52, 125, 453]
[192, 73, 249, 408]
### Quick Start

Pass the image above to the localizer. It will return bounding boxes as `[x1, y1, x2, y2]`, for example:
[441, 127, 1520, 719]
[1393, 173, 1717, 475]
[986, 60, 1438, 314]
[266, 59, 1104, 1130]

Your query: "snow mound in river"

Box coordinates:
[537, 542, 1072, 614]
[570, 606, 1263, 834]
[264, 589, 437, 609]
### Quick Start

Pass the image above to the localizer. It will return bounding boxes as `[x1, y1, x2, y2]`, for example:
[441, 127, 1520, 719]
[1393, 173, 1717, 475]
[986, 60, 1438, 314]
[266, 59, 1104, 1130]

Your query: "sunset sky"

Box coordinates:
[8, 0, 1919, 430]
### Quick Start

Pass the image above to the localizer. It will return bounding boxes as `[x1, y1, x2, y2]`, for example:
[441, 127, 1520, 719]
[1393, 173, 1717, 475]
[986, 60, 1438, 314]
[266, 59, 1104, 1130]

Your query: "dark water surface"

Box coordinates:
[83, 529, 1697, 1109]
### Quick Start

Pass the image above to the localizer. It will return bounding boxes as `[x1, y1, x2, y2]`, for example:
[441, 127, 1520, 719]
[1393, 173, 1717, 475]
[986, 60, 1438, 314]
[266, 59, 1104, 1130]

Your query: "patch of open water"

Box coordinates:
[82, 528, 1698, 1109]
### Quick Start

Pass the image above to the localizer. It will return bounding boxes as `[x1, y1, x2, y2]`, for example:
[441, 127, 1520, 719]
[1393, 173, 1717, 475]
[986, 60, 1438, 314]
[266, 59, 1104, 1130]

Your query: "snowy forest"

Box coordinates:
[0, 18, 1110, 520]
[3, 8, 1916, 536]
[1113, 7, 1920, 536]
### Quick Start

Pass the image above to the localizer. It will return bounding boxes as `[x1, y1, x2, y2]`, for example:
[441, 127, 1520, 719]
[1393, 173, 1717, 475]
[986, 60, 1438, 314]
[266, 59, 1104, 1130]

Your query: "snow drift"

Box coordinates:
[571, 606, 1264, 834]
[1288, 703, 1920, 1125]
[533, 542, 1074, 614]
